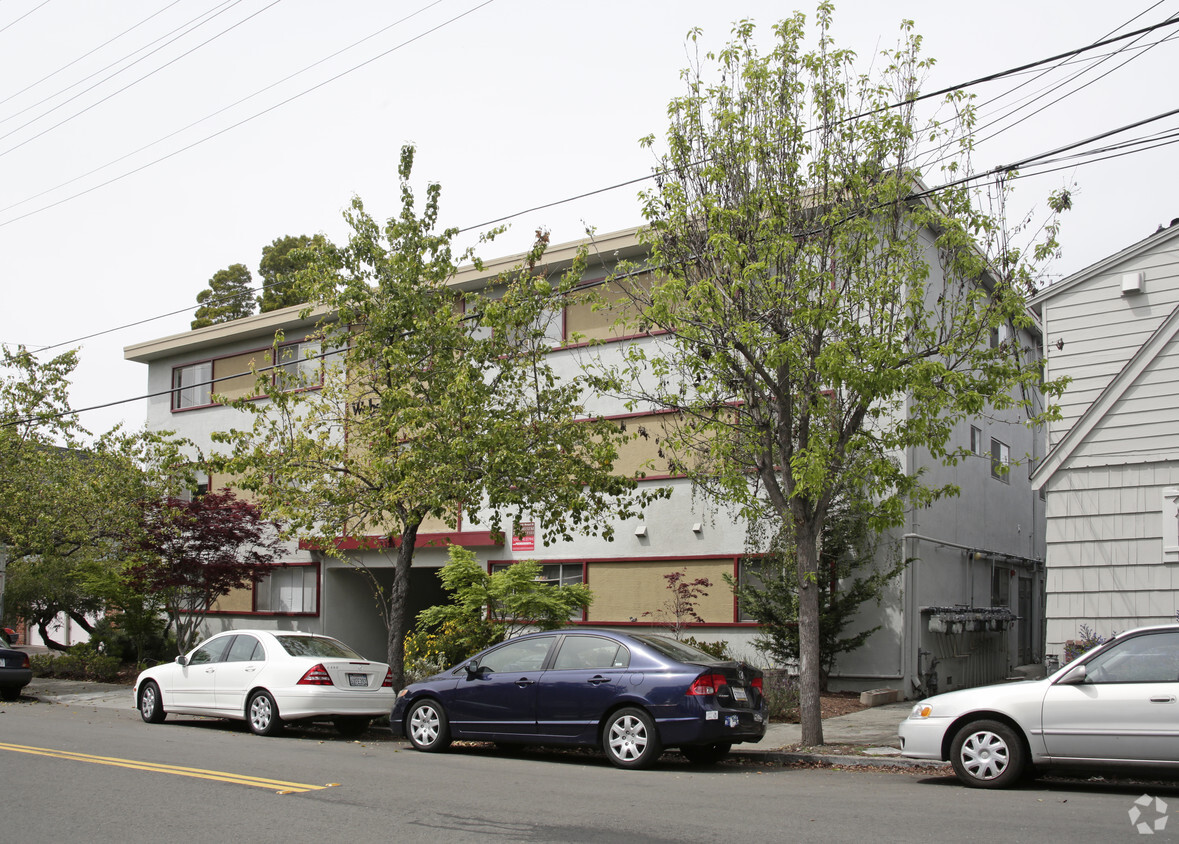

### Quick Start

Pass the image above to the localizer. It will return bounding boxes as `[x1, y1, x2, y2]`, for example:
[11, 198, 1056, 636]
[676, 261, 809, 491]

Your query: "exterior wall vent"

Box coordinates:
[1121, 271, 1146, 295]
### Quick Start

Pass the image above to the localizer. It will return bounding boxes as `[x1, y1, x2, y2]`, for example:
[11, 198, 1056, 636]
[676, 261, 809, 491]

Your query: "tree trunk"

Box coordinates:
[386, 525, 418, 690]
[795, 519, 825, 746]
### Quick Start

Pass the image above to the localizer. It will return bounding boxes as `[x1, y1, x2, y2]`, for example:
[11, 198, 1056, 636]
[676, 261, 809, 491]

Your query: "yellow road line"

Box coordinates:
[0, 742, 331, 793]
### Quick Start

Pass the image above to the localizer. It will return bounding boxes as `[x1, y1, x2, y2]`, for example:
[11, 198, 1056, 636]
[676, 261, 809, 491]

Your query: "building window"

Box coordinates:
[736, 557, 767, 622]
[490, 562, 585, 620]
[970, 425, 984, 456]
[172, 361, 211, 409]
[254, 564, 318, 614]
[990, 438, 1010, 482]
[275, 340, 322, 391]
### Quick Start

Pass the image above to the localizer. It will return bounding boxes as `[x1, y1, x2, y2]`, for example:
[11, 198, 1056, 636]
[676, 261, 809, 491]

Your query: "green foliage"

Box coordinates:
[0, 345, 192, 643]
[606, 6, 1067, 744]
[30, 643, 121, 683]
[257, 234, 328, 313]
[680, 635, 732, 660]
[416, 546, 593, 641]
[192, 263, 256, 329]
[730, 493, 906, 690]
[403, 617, 500, 684]
[214, 144, 662, 688]
[89, 611, 174, 666]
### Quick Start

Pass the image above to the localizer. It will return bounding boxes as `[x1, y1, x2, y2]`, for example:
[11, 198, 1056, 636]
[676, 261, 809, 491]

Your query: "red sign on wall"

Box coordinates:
[511, 522, 535, 552]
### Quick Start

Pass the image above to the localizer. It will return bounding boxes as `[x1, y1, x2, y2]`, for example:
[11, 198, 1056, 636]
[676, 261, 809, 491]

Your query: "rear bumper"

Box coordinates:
[657, 706, 767, 747]
[273, 687, 397, 720]
[0, 668, 32, 690]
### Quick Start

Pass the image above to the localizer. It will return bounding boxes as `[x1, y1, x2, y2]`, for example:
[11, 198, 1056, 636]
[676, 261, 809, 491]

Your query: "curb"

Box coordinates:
[730, 748, 950, 770]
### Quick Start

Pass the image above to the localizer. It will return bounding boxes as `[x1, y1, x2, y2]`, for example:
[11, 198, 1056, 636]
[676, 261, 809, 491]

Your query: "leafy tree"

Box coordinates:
[192, 263, 256, 329]
[730, 491, 907, 690]
[609, 8, 1068, 743]
[0, 346, 190, 647]
[417, 546, 593, 641]
[126, 489, 283, 655]
[257, 234, 328, 313]
[215, 145, 664, 688]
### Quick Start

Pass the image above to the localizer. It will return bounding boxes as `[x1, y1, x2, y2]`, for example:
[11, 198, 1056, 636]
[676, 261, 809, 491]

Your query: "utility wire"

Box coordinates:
[0, 0, 279, 157]
[0, 0, 498, 228]
[11, 8, 1179, 369]
[0, 0, 52, 37]
[0, 0, 185, 115]
[0, 0, 446, 217]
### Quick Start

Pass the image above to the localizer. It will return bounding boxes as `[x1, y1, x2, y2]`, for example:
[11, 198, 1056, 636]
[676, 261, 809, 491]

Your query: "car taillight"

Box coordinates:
[382, 668, 393, 688]
[687, 673, 729, 696]
[750, 677, 763, 692]
[297, 664, 333, 685]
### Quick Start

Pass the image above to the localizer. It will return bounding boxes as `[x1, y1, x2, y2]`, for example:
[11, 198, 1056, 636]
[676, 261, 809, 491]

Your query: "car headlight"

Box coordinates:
[396, 688, 408, 699]
[910, 703, 933, 719]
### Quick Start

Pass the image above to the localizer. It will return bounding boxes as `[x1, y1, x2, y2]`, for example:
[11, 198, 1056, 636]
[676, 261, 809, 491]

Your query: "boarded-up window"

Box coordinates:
[213, 350, 269, 400]
[565, 272, 656, 342]
[586, 559, 733, 624]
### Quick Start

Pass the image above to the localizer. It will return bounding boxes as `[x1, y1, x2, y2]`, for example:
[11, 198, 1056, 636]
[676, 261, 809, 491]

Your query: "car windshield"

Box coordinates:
[628, 633, 724, 664]
[274, 635, 361, 659]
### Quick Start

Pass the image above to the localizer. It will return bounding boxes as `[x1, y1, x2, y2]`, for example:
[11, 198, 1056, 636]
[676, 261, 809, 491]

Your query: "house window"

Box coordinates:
[254, 564, 318, 614]
[177, 469, 209, 503]
[172, 361, 212, 409]
[490, 562, 585, 620]
[970, 425, 984, 456]
[736, 557, 767, 622]
[991, 438, 1010, 482]
[275, 340, 322, 391]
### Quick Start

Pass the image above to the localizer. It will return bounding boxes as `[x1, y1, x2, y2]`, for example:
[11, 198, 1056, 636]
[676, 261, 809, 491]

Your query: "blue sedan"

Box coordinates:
[390, 629, 767, 768]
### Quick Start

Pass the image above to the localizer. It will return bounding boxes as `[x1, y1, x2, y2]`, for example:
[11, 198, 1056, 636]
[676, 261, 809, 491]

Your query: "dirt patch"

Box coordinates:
[778, 691, 870, 723]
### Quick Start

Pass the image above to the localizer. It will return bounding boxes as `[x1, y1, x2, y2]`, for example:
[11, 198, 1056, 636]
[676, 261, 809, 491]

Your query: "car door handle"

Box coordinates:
[1150, 696, 1176, 703]
[587, 676, 610, 686]
[515, 677, 535, 687]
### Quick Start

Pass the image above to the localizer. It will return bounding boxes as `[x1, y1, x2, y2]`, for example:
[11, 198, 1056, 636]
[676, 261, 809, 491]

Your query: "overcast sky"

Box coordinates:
[2, 0, 1176, 436]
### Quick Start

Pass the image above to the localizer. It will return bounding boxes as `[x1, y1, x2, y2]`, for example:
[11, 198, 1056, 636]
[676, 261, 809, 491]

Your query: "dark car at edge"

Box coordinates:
[390, 628, 767, 769]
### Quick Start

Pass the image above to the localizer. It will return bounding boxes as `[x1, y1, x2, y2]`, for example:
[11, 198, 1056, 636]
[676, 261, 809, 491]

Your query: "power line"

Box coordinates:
[0, 0, 446, 217]
[0, 0, 279, 158]
[0, 0, 52, 37]
[0, 0, 498, 228]
[11, 7, 1179, 385]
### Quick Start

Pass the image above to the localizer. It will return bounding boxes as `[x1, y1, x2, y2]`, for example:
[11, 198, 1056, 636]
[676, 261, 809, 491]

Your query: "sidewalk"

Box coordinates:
[20, 678, 943, 770]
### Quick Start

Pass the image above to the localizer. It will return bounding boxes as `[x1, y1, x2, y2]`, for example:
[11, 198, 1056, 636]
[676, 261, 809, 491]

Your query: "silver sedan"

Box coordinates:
[899, 624, 1179, 787]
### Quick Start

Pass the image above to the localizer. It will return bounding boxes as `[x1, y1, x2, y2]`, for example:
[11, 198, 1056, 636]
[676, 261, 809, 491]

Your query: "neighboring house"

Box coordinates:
[125, 227, 1047, 696]
[1030, 220, 1179, 656]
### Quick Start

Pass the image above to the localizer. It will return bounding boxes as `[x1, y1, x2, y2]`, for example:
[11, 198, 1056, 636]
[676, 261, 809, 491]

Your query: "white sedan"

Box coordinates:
[899, 624, 1179, 787]
[133, 629, 395, 737]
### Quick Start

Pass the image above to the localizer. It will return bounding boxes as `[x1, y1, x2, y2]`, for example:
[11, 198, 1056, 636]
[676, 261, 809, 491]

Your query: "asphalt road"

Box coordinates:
[3, 697, 1177, 843]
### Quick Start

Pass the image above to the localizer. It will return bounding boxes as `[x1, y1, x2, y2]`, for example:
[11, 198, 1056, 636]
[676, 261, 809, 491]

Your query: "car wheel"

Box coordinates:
[247, 691, 285, 736]
[333, 716, 370, 738]
[406, 698, 451, 752]
[680, 742, 732, 765]
[950, 719, 1025, 788]
[603, 707, 662, 769]
[138, 681, 166, 723]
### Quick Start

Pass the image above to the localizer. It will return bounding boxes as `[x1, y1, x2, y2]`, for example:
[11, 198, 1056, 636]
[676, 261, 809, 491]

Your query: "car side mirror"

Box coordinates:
[175, 655, 188, 667]
[1057, 664, 1087, 685]
[465, 662, 486, 680]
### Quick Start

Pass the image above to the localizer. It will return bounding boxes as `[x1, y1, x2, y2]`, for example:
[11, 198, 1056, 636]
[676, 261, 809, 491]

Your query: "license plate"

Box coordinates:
[731, 686, 748, 702]
[347, 674, 368, 687]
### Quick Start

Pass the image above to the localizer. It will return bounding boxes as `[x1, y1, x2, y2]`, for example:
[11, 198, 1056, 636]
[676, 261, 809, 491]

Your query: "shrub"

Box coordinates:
[1062, 623, 1117, 664]
[403, 617, 501, 685]
[760, 668, 799, 721]
[30, 644, 121, 683]
[681, 636, 732, 660]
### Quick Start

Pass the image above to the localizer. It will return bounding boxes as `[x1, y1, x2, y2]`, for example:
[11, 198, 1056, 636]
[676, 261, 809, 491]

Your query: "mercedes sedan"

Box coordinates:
[134, 629, 395, 737]
[900, 624, 1179, 787]
[391, 629, 767, 769]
